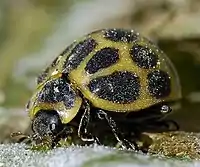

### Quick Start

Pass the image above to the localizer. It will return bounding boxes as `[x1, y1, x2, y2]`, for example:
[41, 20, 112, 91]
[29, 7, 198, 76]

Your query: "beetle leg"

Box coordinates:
[97, 109, 139, 150]
[78, 99, 100, 144]
[10, 131, 32, 144]
[162, 119, 179, 131]
[146, 119, 179, 132]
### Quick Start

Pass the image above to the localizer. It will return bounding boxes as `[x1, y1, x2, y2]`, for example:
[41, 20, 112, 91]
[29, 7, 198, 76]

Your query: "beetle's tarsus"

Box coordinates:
[119, 138, 139, 150]
[80, 133, 95, 142]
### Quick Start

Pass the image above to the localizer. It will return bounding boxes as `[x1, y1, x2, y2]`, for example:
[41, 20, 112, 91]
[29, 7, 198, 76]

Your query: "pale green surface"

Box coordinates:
[0, 144, 197, 167]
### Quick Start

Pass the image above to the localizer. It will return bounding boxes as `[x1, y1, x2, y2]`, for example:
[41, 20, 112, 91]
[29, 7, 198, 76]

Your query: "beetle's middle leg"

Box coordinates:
[96, 109, 139, 150]
[78, 99, 100, 144]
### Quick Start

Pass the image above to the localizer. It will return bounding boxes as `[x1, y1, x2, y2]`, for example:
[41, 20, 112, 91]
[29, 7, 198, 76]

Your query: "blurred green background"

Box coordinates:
[1, 0, 200, 143]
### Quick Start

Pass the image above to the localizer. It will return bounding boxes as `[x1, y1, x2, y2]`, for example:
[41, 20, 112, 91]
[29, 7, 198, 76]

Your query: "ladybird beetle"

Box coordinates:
[27, 28, 181, 149]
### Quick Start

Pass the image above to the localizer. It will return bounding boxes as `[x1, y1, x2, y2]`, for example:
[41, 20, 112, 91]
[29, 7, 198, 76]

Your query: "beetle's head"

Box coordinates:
[32, 109, 64, 138]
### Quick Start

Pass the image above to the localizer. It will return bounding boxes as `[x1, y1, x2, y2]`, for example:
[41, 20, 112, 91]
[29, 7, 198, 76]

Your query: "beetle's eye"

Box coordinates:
[49, 123, 56, 132]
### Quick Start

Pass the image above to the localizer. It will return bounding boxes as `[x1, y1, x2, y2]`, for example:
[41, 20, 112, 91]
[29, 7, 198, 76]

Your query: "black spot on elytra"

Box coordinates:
[130, 45, 158, 69]
[37, 77, 76, 109]
[103, 28, 138, 43]
[88, 71, 140, 103]
[85, 47, 119, 74]
[63, 38, 97, 73]
[147, 70, 171, 99]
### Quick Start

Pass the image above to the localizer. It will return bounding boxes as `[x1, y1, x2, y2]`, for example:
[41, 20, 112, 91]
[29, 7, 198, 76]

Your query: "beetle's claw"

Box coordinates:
[118, 139, 139, 151]
[80, 133, 95, 142]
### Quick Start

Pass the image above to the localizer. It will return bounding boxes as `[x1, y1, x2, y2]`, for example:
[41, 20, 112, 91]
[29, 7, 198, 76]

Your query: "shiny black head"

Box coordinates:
[32, 110, 63, 137]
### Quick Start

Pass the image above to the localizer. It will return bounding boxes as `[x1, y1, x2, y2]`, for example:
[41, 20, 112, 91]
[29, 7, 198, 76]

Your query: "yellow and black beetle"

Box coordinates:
[26, 28, 181, 149]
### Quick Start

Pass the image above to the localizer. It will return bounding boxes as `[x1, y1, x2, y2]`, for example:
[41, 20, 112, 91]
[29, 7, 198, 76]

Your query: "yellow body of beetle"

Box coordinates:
[26, 28, 181, 149]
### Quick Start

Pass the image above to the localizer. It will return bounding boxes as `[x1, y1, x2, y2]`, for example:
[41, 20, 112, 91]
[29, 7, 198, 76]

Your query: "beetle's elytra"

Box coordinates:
[27, 28, 181, 149]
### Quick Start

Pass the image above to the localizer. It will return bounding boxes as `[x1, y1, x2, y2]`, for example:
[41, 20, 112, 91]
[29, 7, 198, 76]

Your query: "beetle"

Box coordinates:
[26, 28, 181, 149]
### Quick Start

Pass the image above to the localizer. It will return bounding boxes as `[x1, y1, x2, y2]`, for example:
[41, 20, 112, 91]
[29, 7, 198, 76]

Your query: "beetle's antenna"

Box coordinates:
[10, 131, 32, 144]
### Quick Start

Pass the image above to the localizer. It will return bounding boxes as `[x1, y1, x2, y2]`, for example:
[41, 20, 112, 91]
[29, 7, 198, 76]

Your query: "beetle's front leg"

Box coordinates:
[10, 131, 32, 144]
[78, 99, 100, 144]
[96, 109, 139, 150]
